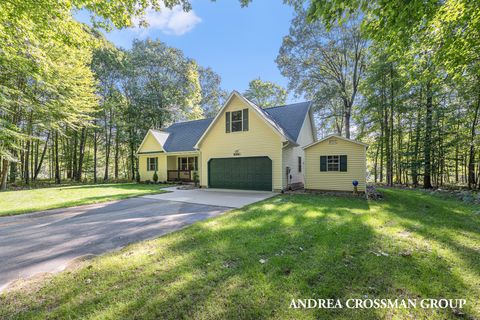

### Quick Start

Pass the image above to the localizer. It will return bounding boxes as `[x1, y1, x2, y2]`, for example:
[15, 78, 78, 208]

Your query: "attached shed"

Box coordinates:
[303, 135, 368, 192]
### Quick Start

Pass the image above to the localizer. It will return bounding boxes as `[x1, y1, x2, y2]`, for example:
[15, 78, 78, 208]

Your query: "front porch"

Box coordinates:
[166, 155, 199, 183]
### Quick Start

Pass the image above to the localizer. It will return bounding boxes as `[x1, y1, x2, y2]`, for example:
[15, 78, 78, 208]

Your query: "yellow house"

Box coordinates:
[137, 91, 316, 191]
[303, 135, 368, 192]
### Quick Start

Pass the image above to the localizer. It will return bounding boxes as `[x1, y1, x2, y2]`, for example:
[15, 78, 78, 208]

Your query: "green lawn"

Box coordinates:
[0, 189, 478, 319]
[0, 183, 168, 216]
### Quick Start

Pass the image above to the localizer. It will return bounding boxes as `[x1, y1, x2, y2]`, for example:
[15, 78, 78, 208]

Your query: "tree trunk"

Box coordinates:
[379, 108, 384, 183]
[34, 132, 50, 180]
[468, 91, 480, 189]
[423, 82, 433, 189]
[72, 130, 78, 181]
[114, 127, 120, 180]
[129, 128, 136, 181]
[34, 139, 39, 180]
[76, 127, 87, 182]
[1, 159, 9, 190]
[344, 101, 351, 139]
[374, 142, 379, 183]
[25, 111, 33, 185]
[24, 140, 30, 185]
[55, 131, 61, 184]
[94, 120, 98, 183]
[389, 65, 395, 186]
[104, 109, 113, 182]
[9, 150, 17, 183]
[412, 102, 421, 187]
[384, 103, 391, 185]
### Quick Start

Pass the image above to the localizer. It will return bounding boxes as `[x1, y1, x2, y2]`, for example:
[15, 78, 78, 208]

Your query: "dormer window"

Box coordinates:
[226, 109, 249, 133]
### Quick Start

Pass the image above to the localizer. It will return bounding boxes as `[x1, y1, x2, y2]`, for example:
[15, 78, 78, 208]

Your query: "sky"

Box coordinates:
[75, 1, 296, 101]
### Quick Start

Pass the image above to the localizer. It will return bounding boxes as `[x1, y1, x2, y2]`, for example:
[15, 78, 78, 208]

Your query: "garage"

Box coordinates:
[208, 157, 272, 191]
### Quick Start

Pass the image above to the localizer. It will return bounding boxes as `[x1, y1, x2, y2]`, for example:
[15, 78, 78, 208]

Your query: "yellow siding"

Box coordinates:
[167, 156, 177, 170]
[138, 154, 167, 182]
[304, 137, 366, 192]
[139, 133, 163, 153]
[198, 95, 284, 190]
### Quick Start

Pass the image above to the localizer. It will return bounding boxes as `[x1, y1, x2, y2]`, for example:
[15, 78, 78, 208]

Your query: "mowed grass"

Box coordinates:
[0, 189, 479, 319]
[0, 183, 168, 216]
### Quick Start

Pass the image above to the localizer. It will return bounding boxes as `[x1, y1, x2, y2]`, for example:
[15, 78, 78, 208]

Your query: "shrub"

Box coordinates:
[193, 172, 199, 187]
[153, 171, 159, 183]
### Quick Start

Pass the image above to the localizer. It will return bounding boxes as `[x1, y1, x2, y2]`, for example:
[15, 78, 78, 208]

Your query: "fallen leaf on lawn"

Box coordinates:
[259, 259, 267, 264]
[369, 250, 389, 257]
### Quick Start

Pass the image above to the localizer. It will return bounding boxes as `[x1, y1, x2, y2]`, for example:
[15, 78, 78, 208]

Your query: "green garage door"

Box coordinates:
[208, 157, 272, 191]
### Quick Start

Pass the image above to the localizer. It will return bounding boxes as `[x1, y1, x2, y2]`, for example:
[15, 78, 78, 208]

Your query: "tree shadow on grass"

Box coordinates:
[2, 188, 168, 217]
[379, 189, 480, 276]
[60, 183, 170, 191]
[1, 192, 478, 319]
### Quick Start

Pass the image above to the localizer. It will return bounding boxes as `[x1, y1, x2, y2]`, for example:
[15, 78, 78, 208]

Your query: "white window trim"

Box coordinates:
[327, 155, 340, 172]
[147, 157, 158, 171]
[230, 110, 243, 132]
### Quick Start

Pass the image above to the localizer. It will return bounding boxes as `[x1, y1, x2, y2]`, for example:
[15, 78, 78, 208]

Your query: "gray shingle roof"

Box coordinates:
[262, 101, 311, 142]
[163, 118, 213, 152]
[161, 101, 311, 152]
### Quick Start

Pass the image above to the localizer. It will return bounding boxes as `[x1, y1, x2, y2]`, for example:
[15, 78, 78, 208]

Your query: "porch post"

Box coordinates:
[177, 157, 181, 181]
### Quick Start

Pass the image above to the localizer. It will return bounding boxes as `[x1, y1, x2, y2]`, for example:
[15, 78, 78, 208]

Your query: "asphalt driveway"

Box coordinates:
[0, 197, 229, 291]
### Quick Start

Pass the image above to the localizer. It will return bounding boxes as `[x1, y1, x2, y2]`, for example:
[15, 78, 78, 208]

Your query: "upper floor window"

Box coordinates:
[147, 157, 158, 171]
[226, 109, 249, 133]
[231, 110, 243, 132]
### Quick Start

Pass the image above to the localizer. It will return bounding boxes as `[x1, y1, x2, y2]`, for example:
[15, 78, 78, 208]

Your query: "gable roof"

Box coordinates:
[138, 92, 312, 153]
[303, 134, 368, 149]
[262, 102, 312, 142]
[163, 118, 213, 152]
[194, 91, 294, 148]
[136, 129, 168, 154]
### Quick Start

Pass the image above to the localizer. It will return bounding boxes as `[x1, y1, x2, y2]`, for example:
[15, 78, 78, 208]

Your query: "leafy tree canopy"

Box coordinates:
[243, 78, 288, 108]
[294, 0, 480, 77]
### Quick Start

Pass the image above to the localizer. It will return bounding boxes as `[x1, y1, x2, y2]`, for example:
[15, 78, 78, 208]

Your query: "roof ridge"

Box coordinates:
[263, 101, 311, 110]
[168, 117, 214, 126]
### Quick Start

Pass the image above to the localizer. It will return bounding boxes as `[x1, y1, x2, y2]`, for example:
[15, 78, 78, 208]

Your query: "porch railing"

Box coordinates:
[168, 170, 193, 182]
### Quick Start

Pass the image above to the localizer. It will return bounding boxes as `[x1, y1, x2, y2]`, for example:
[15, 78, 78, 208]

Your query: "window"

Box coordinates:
[231, 110, 243, 132]
[225, 109, 249, 133]
[179, 157, 197, 171]
[327, 155, 339, 171]
[320, 155, 347, 172]
[147, 157, 158, 171]
[298, 156, 302, 173]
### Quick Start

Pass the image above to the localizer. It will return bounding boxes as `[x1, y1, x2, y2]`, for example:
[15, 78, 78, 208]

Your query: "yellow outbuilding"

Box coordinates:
[303, 135, 368, 192]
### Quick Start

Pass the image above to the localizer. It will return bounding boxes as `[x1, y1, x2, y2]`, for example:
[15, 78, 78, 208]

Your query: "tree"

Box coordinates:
[243, 78, 287, 108]
[198, 67, 228, 117]
[299, 0, 480, 79]
[276, 10, 366, 138]
[0, 0, 234, 189]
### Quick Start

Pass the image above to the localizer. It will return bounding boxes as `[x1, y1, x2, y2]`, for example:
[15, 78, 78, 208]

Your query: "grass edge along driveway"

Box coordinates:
[0, 188, 478, 319]
[0, 183, 168, 217]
